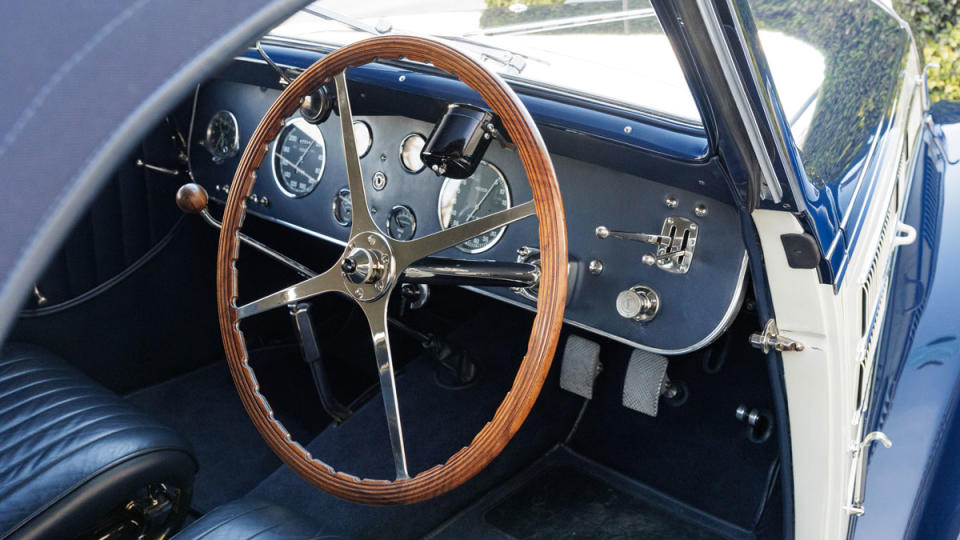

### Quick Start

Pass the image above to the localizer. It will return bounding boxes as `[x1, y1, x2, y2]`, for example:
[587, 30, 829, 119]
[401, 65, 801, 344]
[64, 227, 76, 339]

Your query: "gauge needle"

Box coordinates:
[278, 154, 314, 181]
[294, 140, 315, 168]
[463, 182, 499, 222]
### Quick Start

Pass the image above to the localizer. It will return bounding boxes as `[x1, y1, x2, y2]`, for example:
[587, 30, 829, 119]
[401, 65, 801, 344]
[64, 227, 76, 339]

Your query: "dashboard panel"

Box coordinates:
[191, 71, 746, 355]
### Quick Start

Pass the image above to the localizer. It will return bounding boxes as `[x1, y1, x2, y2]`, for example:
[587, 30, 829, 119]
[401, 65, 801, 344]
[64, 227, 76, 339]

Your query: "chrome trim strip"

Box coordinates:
[723, 0, 803, 210]
[695, 0, 782, 203]
[466, 251, 749, 356]
[221, 199, 749, 355]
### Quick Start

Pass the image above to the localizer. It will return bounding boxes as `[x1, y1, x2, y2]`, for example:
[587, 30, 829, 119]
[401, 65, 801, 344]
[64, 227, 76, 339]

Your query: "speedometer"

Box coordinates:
[437, 161, 511, 253]
[272, 117, 327, 198]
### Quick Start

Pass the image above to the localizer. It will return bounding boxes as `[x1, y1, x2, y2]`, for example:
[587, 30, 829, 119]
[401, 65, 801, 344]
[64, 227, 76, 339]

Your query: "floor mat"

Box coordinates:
[125, 361, 282, 512]
[429, 446, 751, 540]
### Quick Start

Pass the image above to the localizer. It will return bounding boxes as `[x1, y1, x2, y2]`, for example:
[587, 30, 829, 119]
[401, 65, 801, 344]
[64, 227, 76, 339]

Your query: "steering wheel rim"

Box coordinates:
[216, 35, 567, 505]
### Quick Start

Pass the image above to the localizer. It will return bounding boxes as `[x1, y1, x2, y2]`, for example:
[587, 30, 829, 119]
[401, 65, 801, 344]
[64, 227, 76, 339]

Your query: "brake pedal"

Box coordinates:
[560, 335, 602, 399]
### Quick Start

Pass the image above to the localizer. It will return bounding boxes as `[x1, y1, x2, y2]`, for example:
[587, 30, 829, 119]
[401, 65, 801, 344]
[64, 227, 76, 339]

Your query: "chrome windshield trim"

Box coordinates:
[695, 0, 782, 203]
[461, 8, 657, 37]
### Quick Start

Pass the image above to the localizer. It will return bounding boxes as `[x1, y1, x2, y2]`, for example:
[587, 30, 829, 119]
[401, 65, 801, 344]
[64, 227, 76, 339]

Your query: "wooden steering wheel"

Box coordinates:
[216, 35, 567, 505]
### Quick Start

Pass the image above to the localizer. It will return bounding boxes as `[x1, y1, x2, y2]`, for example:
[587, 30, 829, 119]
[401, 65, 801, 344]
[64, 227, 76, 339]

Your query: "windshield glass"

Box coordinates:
[269, 0, 701, 125]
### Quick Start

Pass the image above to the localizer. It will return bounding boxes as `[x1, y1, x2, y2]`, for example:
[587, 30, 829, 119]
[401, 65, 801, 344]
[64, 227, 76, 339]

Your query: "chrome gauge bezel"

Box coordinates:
[386, 205, 418, 241]
[437, 161, 512, 254]
[399, 133, 427, 173]
[204, 110, 240, 162]
[271, 116, 327, 199]
[332, 187, 352, 227]
[353, 120, 373, 158]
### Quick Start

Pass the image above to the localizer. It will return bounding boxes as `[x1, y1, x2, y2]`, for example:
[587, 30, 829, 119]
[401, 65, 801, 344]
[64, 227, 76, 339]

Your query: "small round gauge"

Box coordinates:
[438, 161, 511, 254]
[333, 187, 352, 227]
[272, 117, 327, 198]
[386, 205, 417, 241]
[204, 110, 240, 162]
[353, 120, 373, 158]
[399, 133, 426, 173]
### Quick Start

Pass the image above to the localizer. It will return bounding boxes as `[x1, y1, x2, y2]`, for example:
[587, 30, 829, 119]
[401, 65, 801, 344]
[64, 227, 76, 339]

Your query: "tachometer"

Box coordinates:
[272, 117, 326, 198]
[437, 161, 511, 253]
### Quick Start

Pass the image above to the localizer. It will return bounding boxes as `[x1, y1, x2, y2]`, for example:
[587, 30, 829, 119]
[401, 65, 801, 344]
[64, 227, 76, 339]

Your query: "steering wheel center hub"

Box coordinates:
[342, 232, 395, 301]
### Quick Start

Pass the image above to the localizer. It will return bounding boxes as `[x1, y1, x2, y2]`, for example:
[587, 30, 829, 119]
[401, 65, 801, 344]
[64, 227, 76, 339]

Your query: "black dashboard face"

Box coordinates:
[192, 76, 746, 355]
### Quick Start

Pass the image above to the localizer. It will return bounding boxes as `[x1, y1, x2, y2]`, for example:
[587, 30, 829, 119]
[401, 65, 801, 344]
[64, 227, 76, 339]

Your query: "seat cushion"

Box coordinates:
[0, 343, 197, 538]
[173, 498, 321, 539]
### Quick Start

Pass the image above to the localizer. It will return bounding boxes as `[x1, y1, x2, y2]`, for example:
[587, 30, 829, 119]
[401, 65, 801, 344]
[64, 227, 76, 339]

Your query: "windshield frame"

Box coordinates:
[264, 6, 705, 133]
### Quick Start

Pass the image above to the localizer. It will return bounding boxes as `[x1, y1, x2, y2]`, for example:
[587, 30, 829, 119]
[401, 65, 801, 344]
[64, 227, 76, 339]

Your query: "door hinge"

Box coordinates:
[749, 319, 804, 354]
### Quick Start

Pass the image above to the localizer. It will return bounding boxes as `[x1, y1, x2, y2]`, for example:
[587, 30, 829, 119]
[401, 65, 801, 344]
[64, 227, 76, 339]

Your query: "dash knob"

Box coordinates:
[616, 285, 660, 322]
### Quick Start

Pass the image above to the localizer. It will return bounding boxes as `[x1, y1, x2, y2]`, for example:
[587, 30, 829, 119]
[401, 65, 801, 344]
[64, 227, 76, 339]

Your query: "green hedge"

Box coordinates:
[895, 0, 960, 102]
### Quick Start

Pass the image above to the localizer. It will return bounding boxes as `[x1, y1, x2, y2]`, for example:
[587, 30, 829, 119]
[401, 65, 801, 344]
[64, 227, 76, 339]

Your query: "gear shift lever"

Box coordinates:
[175, 183, 208, 214]
[175, 183, 317, 278]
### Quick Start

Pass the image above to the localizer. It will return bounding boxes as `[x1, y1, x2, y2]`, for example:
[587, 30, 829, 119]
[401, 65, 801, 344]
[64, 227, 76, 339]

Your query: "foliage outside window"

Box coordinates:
[895, 0, 960, 101]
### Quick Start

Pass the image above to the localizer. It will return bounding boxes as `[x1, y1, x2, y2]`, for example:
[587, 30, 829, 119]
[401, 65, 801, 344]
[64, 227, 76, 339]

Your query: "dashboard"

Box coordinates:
[190, 56, 747, 355]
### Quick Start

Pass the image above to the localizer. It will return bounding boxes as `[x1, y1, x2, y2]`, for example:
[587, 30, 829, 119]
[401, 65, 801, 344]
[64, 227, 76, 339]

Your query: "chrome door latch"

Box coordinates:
[595, 216, 698, 274]
[749, 319, 804, 353]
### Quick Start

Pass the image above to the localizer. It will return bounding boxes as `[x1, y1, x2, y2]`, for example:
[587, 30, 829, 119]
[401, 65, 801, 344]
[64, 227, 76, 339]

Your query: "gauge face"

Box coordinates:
[399, 133, 426, 173]
[437, 161, 511, 253]
[204, 110, 239, 162]
[333, 188, 352, 227]
[386, 205, 417, 240]
[353, 120, 373, 158]
[272, 117, 327, 198]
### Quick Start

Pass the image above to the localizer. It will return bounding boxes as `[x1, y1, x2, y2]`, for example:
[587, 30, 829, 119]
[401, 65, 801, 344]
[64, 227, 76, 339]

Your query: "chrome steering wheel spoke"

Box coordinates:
[394, 200, 536, 269]
[360, 297, 409, 480]
[335, 72, 376, 236]
[236, 266, 343, 319]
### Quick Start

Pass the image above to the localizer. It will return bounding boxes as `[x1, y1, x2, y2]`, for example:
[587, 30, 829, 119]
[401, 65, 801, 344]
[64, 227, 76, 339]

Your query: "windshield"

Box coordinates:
[269, 0, 702, 125]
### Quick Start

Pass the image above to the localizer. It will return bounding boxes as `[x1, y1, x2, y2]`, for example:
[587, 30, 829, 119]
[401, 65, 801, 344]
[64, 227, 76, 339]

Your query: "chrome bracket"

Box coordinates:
[843, 431, 892, 516]
[749, 319, 804, 354]
[595, 216, 698, 274]
[136, 159, 180, 177]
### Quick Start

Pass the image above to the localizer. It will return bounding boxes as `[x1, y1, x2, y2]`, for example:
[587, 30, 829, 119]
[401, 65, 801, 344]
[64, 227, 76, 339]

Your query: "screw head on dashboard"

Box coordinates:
[695, 204, 708, 217]
[665, 196, 678, 208]
[588, 259, 603, 275]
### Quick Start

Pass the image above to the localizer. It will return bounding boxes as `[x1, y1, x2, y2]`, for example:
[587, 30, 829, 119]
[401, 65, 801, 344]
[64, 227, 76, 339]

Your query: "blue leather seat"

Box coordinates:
[172, 498, 321, 539]
[0, 343, 197, 539]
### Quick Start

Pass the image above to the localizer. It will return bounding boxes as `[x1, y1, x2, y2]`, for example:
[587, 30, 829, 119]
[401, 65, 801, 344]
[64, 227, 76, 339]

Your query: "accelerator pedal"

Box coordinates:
[623, 349, 686, 417]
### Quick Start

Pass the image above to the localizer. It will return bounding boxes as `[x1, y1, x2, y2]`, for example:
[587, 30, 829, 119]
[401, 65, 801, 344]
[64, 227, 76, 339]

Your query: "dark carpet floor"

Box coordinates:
[248, 309, 585, 539]
[125, 361, 282, 512]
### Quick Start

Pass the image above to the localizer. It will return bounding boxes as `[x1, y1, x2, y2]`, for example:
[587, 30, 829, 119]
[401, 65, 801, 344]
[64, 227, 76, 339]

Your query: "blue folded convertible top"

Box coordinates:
[0, 0, 308, 342]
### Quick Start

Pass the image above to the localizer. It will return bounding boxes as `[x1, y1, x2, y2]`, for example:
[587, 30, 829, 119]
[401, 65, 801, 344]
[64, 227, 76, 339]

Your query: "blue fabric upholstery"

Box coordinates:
[0, 343, 196, 538]
[173, 498, 321, 539]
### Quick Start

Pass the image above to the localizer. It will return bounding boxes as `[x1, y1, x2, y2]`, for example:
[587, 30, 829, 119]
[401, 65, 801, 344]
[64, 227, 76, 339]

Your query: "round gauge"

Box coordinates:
[438, 161, 511, 254]
[353, 120, 373, 158]
[399, 133, 426, 173]
[333, 187, 352, 227]
[386, 205, 417, 241]
[204, 110, 240, 162]
[272, 117, 327, 198]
